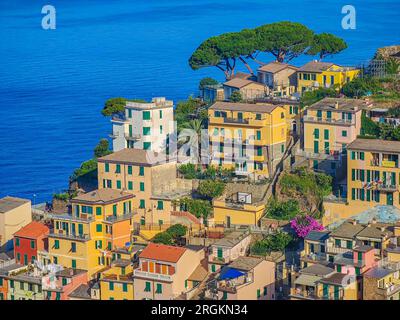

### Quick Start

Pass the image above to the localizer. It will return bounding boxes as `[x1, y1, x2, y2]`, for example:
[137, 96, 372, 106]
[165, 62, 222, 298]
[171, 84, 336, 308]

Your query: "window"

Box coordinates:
[222, 291, 228, 300]
[342, 130, 347, 137]
[144, 282, 151, 292]
[311, 74, 316, 81]
[217, 248, 223, 258]
[143, 127, 151, 135]
[256, 131, 261, 140]
[105, 163, 109, 172]
[156, 283, 162, 294]
[16, 253, 21, 263]
[54, 257, 58, 264]
[281, 112, 285, 119]
[157, 201, 164, 210]
[16, 238, 20, 247]
[62, 278, 67, 286]
[143, 111, 151, 120]
[281, 145, 284, 153]
[28, 241, 34, 250]
[185, 280, 188, 289]
[96, 224, 103, 232]
[115, 164, 121, 173]
[128, 181, 133, 190]
[71, 242, 76, 253]
[255, 113, 261, 120]
[159, 125, 163, 134]
[113, 205, 117, 216]
[123, 283, 128, 292]
[317, 110, 322, 118]
[314, 128, 319, 138]
[263, 286, 268, 296]
[211, 264, 216, 272]
[109, 282, 114, 291]
[128, 166, 132, 175]
[143, 142, 151, 150]
[159, 110, 163, 119]
[116, 180, 122, 189]
[324, 129, 329, 140]
[139, 166, 144, 176]
[337, 265, 342, 273]
[140, 182, 145, 192]
[346, 241, 352, 249]
[257, 289, 261, 298]
[72, 259, 76, 269]
[54, 240, 60, 249]
[140, 200, 146, 209]
[335, 239, 341, 247]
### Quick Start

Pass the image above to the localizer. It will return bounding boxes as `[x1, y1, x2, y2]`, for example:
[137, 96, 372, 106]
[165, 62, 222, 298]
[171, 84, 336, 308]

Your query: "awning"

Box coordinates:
[295, 274, 322, 287]
[219, 267, 245, 280]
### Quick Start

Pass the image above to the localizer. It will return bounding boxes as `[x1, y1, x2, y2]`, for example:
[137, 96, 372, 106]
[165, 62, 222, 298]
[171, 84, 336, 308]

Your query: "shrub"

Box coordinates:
[197, 180, 226, 199]
[166, 224, 188, 238]
[178, 198, 212, 219]
[94, 139, 112, 158]
[152, 232, 174, 245]
[199, 77, 219, 90]
[290, 214, 324, 238]
[250, 231, 293, 255]
[178, 163, 198, 179]
[229, 91, 243, 102]
[70, 159, 97, 181]
[266, 199, 300, 220]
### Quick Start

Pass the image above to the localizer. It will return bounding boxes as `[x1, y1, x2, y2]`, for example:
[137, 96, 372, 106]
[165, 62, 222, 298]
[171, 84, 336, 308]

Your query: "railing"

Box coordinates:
[303, 116, 354, 125]
[125, 134, 141, 141]
[105, 212, 134, 223]
[224, 117, 249, 125]
[133, 270, 173, 282]
[49, 232, 90, 241]
[370, 159, 399, 169]
[54, 214, 95, 222]
[377, 283, 400, 296]
[300, 252, 327, 262]
[111, 115, 126, 122]
[109, 132, 119, 139]
[326, 245, 350, 255]
[295, 148, 342, 161]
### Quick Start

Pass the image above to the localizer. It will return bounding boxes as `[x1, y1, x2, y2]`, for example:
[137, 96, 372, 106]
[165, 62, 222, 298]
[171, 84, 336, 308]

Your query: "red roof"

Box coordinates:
[14, 221, 50, 239]
[139, 242, 186, 263]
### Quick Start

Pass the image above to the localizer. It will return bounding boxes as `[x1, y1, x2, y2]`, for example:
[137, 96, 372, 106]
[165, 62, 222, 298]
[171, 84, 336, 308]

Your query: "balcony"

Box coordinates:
[54, 214, 94, 222]
[218, 274, 253, 294]
[376, 184, 398, 192]
[223, 117, 249, 125]
[109, 132, 120, 139]
[49, 232, 90, 241]
[326, 244, 350, 255]
[296, 148, 342, 161]
[370, 159, 399, 169]
[377, 283, 400, 297]
[133, 269, 173, 282]
[111, 115, 127, 123]
[125, 134, 141, 141]
[303, 116, 354, 126]
[105, 212, 134, 223]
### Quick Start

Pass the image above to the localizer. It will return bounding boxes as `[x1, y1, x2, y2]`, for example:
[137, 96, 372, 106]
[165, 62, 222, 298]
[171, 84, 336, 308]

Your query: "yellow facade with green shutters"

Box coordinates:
[100, 264, 134, 300]
[297, 62, 360, 93]
[48, 189, 134, 278]
[208, 102, 288, 178]
[347, 139, 400, 209]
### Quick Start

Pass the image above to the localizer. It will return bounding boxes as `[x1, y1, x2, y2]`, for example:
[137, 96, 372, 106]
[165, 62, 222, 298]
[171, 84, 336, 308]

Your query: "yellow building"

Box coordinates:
[297, 61, 360, 94]
[0, 197, 32, 251]
[212, 182, 268, 226]
[256, 98, 302, 135]
[48, 189, 135, 277]
[299, 98, 369, 177]
[347, 139, 400, 209]
[208, 101, 288, 178]
[97, 149, 193, 229]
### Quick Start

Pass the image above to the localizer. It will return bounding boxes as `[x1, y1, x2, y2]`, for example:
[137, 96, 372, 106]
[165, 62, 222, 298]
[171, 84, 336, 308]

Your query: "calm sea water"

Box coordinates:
[0, 0, 399, 203]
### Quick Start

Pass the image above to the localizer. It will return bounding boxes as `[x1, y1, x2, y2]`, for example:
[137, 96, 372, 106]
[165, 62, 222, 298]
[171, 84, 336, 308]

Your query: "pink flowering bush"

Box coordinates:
[290, 215, 324, 238]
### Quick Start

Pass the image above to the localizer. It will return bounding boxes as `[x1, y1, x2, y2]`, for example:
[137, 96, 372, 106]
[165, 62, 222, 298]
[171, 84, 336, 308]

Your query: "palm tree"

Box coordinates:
[178, 119, 204, 166]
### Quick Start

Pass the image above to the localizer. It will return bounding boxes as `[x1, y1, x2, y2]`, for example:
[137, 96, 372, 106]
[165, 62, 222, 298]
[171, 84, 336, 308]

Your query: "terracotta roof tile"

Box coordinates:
[13, 221, 49, 239]
[139, 242, 186, 263]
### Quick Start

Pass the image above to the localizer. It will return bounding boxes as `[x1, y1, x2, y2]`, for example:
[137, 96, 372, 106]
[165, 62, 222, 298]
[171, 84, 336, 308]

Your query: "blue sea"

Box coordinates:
[0, 0, 399, 203]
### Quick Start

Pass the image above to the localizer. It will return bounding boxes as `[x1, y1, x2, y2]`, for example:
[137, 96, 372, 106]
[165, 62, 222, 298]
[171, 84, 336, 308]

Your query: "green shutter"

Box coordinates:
[324, 129, 329, 140]
[360, 152, 365, 160]
[140, 182, 145, 191]
[139, 167, 144, 176]
[314, 128, 320, 138]
[143, 127, 151, 135]
[96, 207, 102, 216]
[128, 181, 133, 190]
[128, 166, 132, 175]
[143, 111, 151, 120]
[116, 180, 121, 189]
[351, 188, 356, 200]
[360, 170, 365, 182]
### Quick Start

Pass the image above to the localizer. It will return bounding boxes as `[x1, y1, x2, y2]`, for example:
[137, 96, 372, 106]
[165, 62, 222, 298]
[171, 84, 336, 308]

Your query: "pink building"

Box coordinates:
[211, 256, 275, 300]
[43, 268, 88, 300]
[133, 243, 206, 300]
[334, 245, 377, 276]
[208, 230, 251, 273]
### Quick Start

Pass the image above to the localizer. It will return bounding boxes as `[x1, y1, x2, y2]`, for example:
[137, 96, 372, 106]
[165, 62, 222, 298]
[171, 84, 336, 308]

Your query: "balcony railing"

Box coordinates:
[296, 148, 342, 161]
[105, 212, 134, 223]
[303, 116, 354, 125]
[49, 232, 90, 241]
[326, 244, 350, 255]
[223, 117, 249, 125]
[133, 270, 173, 282]
[370, 159, 399, 168]
[125, 134, 141, 141]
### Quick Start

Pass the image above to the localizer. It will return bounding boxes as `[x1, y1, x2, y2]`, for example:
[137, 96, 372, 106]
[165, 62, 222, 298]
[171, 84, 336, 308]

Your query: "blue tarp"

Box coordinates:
[219, 267, 245, 280]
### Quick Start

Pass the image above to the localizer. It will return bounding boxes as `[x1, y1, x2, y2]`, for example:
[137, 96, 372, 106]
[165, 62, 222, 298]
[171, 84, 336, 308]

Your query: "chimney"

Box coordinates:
[371, 218, 377, 224]
[70, 269, 74, 276]
[351, 220, 357, 225]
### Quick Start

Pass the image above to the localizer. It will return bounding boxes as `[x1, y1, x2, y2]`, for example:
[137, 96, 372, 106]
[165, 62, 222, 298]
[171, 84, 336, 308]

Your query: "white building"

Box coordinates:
[111, 97, 175, 153]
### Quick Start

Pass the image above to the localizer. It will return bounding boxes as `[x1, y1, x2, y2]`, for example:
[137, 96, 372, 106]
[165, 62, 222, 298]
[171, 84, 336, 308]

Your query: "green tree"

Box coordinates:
[179, 198, 212, 219]
[300, 87, 337, 108]
[360, 110, 380, 137]
[199, 77, 219, 90]
[166, 224, 188, 239]
[250, 231, 293, 255]
[342, 77, 382, 98]
[230, 91, 243, 102]
[306, 33, 347, 60]
[386, 57, 400, 75]
[266, 199, 300, 220]
[198, 180, 226, 199]
[94, 139, 112, 158]
[102, 98, 146, 117]
[255, 22, 314, 62]
[152, 232, 174, 245]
